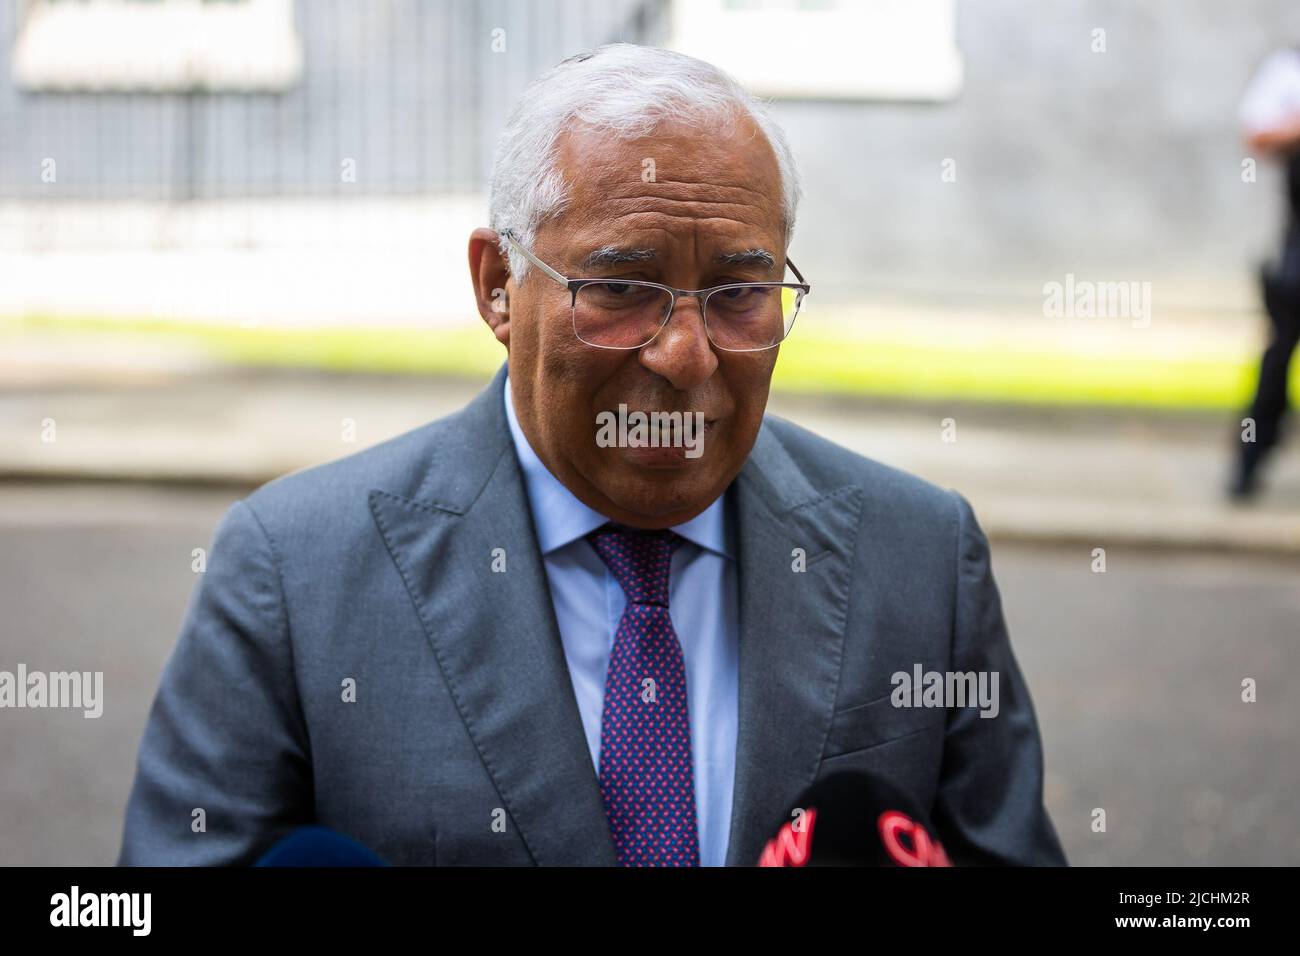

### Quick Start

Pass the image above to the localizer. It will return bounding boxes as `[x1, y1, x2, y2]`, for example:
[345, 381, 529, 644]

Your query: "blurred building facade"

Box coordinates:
[0, 0, 662, 198]
[0, 0, 1297, 316]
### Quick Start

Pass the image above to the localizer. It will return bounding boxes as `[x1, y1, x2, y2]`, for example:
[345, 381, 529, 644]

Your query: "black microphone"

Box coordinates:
[757, 770, 952, 867]
[254, 826, 389, 866]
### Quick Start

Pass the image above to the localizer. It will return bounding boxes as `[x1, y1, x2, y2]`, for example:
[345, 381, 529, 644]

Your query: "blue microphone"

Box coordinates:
[254, 826, 389, 866]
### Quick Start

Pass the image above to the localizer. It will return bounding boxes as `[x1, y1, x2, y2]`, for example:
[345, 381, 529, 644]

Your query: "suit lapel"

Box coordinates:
[724, 424, 864, 866]
[368, 367, 617, 865]
[368, 367, 862, 867]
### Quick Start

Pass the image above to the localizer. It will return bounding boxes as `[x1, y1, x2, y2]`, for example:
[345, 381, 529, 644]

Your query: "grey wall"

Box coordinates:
[0, 0, 663, 199]
[1, 0, 1297, 302]
[781, 0, 1300, 302]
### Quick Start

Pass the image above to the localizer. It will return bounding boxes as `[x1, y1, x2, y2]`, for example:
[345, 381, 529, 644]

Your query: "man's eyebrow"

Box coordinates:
[715, 248, 776, 269]
[579, 246, 777, 270]
[581, 245, 658, 268]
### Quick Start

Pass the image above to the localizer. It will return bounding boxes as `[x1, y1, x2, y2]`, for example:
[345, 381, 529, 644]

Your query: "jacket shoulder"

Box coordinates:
[761, 413, 964, 521]
[239, 404, 475, 534]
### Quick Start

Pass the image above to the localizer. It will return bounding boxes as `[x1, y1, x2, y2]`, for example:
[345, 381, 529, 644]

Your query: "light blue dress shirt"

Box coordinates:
[503, 376, 739, 866]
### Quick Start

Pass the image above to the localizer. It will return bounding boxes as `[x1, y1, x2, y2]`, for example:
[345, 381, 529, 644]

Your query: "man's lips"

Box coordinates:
[604, 410, 718, 423]
[608, 416, 716, 436]
[592, 407, 718, 463]
[594, 409, 718, 424]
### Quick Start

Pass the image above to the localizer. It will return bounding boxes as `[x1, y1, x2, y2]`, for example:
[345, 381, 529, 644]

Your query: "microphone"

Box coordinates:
[757, 770, 952, 867]
[254, 826, 389, 867]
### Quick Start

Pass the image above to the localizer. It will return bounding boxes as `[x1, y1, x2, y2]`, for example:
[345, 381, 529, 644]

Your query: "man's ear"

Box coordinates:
[468, 227, 513, 348]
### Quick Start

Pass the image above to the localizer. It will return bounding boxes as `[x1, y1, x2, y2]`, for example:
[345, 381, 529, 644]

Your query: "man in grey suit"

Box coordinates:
[119, 44, 1065, 867]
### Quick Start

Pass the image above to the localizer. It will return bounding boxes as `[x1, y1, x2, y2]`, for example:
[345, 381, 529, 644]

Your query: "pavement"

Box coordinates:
[2, 482, 1297, 866]
[2, 355, 1299, 554]
[3, 352, 1298, 867]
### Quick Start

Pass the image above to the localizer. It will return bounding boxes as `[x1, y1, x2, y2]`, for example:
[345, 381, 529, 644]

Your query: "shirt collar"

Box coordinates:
[503, 375, 732, 559]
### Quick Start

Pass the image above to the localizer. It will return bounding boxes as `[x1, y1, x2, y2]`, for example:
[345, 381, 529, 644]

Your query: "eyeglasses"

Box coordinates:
[500, 228, 809, 352]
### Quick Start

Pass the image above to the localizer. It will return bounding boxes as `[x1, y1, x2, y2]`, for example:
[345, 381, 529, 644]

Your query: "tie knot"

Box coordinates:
[586, 524, 683, 607]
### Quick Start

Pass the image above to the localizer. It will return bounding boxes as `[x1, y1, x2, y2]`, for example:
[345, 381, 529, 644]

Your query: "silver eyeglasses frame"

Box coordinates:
[499, 228, 810, 352]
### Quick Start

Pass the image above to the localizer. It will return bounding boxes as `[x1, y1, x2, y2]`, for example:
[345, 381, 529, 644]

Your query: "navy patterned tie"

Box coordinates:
[586, 524, 701, 866]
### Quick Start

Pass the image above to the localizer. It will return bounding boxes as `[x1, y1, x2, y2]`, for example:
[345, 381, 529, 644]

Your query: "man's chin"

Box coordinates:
[590, 470, 723, 527]
[612, 442, 709, 470]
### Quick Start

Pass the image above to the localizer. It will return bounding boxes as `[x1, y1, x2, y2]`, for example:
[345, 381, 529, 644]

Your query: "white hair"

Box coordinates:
[487, 43, 802, 280]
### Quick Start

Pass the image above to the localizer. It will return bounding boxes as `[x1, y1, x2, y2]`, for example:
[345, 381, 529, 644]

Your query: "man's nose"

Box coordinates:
[638, 295, 718, 390]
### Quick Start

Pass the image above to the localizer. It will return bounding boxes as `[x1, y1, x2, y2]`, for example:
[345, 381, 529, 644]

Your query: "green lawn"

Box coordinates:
[6, 314, 1288, 411]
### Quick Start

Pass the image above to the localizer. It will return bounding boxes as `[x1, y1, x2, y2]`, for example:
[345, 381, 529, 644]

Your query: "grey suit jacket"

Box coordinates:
[118, 364, 1066, 866]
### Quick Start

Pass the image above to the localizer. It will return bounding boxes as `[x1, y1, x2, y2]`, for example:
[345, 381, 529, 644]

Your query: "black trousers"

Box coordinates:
[1243, 251, 1300, 466]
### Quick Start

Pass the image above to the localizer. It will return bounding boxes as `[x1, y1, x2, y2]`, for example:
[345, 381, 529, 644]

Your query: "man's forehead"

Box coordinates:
[547, 121, 786, 265]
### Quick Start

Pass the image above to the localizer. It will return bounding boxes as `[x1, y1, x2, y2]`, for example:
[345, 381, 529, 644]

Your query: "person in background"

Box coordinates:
[1233, 45, 1300, 499]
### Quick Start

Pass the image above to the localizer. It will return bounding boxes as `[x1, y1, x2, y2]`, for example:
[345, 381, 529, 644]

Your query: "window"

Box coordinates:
[670, 0, 963, 101]
[12, 0, 303, 92]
